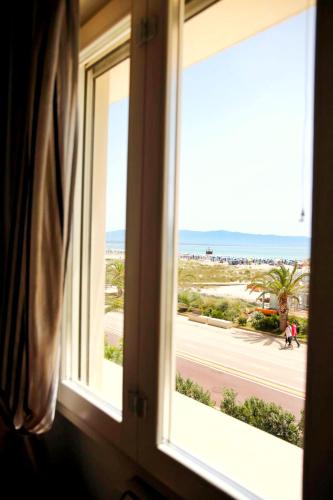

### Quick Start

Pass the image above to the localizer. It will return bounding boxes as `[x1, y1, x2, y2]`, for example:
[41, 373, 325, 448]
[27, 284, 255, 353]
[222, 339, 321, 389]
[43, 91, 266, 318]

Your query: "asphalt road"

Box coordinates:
[104, 312, 306, 417]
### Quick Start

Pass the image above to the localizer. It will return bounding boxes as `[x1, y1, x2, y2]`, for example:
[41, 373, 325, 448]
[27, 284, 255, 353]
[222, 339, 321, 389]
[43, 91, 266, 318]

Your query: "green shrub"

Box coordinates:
[215, 299, 229, 313]
[200, 296, 250, 321]
[220, 388, 302, 446]
[105, 294, 124, 312]
[251, 312, 279, 332]
[298, 409, 305, 433]
[250, 311, 265, 329]
[200, 295, 219, 315]
[221, 306, 241, 321]
[176, 373, 215, 407]
[237, 316, 247, 326]
[251, 311, 265, 321]
[219, 388, 242, 417]
[178, 291, 255, 324]
[177, 289, 202, 312]
[298, 409, 305, 447]
[210, 309, 224, 319]
[288, 316, 308, 336]
[104, 340, 123, 365]
[216, 298, 242, 321]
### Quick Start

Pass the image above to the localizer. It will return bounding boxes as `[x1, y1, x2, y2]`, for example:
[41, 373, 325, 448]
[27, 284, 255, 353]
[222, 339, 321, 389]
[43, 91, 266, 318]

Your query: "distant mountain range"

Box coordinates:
[106, 229, 310, 248]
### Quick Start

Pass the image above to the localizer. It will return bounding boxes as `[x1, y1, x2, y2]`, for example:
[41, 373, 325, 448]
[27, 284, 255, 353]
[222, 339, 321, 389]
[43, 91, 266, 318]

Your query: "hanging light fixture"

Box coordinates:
[299, 1, 312, 225]
[299, 208, 305, 223]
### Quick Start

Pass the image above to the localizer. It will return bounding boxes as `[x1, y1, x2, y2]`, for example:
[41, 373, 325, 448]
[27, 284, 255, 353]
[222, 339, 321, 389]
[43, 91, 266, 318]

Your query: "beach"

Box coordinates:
[200, 283, 262, 302]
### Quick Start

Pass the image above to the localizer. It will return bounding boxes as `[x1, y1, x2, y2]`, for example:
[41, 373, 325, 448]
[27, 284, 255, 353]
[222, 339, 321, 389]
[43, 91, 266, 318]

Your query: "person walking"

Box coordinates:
[291, 321, 300, 348]
[284, 321, 293, 349]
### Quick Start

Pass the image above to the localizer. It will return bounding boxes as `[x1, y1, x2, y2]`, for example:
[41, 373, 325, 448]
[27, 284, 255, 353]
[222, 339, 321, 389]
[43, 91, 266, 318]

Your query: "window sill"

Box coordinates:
[58, 364, 302, 499]
[57, 376, 122, 452]
[161, 393, 302, 500]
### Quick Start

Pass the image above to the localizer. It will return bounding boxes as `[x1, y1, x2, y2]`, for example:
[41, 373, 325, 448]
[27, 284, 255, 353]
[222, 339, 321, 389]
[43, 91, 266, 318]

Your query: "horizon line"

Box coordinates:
[105, 228, 311, 239]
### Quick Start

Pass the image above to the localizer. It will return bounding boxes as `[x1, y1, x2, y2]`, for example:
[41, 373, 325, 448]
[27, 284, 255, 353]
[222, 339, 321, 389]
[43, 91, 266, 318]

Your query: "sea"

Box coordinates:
[106, 241, 310, 261]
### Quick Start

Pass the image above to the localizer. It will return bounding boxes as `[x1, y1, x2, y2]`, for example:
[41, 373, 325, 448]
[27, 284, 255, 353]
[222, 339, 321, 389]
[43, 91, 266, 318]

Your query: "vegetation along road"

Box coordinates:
[104, 312, 306, 417]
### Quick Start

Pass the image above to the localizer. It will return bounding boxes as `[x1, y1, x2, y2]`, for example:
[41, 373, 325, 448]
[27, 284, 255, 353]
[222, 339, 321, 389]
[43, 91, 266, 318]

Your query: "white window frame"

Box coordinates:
[133, 1, 256, 498]
[58, 10, 139, 460]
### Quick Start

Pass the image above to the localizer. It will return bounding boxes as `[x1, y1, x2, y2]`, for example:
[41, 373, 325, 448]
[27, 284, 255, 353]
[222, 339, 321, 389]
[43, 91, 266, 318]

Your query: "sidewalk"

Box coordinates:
[183, 311, 308, 344]
[235, 325, 307, 344]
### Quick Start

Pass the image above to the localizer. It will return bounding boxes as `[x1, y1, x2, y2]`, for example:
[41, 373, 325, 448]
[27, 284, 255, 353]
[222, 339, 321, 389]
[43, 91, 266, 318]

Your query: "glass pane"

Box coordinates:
[84, 57, 129, 412]
[103, 59, 129, 411]
[166, 2, 315, 497]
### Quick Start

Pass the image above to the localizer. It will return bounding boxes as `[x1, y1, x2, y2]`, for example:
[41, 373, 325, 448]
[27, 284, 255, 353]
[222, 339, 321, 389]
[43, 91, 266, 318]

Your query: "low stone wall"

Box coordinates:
[189, 314, 233, 329]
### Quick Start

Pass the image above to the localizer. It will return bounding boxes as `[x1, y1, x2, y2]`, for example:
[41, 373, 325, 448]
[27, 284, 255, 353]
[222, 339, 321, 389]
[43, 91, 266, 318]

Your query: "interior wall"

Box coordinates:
[43, 412, 178, 499]
[80, 0, 131, 50]
[0, 407, 178, 499]
[80, 0, 111, 25]
[0, 413, 92, 500]
[44, 412, 135, 499]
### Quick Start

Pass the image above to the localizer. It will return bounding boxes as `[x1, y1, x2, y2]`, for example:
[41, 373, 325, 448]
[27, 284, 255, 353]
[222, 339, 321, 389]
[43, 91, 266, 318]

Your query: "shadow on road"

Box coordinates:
[232, 329, 285, 348]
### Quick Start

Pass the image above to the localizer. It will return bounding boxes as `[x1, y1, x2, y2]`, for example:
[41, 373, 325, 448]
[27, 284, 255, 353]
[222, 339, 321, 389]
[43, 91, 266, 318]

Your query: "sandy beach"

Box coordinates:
[200, 283, 261, 302]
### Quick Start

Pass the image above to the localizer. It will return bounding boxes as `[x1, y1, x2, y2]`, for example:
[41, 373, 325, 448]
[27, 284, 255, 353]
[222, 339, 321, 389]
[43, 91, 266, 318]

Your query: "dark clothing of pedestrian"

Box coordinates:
[285, 324, 293, 348]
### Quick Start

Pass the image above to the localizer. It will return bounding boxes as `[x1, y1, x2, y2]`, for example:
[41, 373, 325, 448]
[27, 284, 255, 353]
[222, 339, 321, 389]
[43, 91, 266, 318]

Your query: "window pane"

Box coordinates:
[80, 56, 129, 413]
[164, 2, 315, 497]
[102, 59, 129, 412]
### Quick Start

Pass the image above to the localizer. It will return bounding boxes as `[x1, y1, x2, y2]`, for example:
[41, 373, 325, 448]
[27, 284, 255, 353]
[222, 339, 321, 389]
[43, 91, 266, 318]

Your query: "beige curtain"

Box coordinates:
[0, 0, 78, 433]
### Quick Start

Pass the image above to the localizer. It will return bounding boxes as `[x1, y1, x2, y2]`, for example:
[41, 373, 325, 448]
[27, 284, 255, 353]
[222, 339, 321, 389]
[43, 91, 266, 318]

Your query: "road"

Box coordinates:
[104, 312, 306, 417]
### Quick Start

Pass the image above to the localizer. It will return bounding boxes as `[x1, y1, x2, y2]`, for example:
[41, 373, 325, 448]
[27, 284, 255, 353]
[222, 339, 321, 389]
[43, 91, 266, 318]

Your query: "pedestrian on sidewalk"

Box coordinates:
[291, 321, 300, 348]
[284, 321, 293, 349]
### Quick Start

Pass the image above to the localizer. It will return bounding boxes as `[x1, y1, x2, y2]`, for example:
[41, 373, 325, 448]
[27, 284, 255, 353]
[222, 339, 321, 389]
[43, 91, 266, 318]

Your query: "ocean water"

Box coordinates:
[178, 243, 309, 260]
[106, 241, 310, 261]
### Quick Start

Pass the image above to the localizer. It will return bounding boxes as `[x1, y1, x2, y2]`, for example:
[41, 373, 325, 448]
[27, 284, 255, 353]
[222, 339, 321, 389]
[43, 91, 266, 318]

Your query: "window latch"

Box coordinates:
[128, 390, 148, 418]
[139, 16, 158, 46]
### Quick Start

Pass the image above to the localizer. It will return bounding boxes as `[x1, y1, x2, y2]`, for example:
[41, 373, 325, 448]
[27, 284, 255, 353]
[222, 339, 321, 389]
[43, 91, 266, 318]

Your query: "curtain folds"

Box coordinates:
[0, 0, 78, 433]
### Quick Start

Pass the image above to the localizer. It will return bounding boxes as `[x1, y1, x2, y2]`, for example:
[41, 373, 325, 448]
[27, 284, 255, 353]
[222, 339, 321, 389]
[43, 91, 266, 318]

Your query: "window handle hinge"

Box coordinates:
[128, 391, 148, 418]
[139, 16, 158, 46]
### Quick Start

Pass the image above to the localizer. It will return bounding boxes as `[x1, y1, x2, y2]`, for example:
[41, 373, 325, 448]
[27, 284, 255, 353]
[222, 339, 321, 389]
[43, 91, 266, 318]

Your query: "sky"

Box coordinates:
[105, 7, 316, 237]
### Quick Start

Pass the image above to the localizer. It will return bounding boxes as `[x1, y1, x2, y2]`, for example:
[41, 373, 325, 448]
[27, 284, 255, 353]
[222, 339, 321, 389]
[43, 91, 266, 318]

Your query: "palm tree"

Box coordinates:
[106, 260, 125, 297]
[248, 263, 309, 332]
[105, 260, 125, 313]
[105, 293, 124, 313]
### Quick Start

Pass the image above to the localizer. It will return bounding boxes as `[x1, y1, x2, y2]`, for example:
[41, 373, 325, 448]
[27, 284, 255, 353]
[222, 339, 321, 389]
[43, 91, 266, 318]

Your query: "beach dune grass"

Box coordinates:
[178, 260, 262, 287]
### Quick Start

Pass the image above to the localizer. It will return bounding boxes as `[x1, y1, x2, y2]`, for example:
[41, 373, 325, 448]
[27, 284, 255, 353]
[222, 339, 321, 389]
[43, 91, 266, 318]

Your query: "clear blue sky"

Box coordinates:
[106, 7, 316, 237]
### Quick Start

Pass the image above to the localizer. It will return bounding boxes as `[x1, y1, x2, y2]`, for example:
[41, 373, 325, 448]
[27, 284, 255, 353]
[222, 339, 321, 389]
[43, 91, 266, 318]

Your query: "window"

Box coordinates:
[59, 13, 137, 456]
[159, 3, 315, 497]
[58, 1, 331, 498]
[81, 48, 130, 414]
[140, 2, 316, 498]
